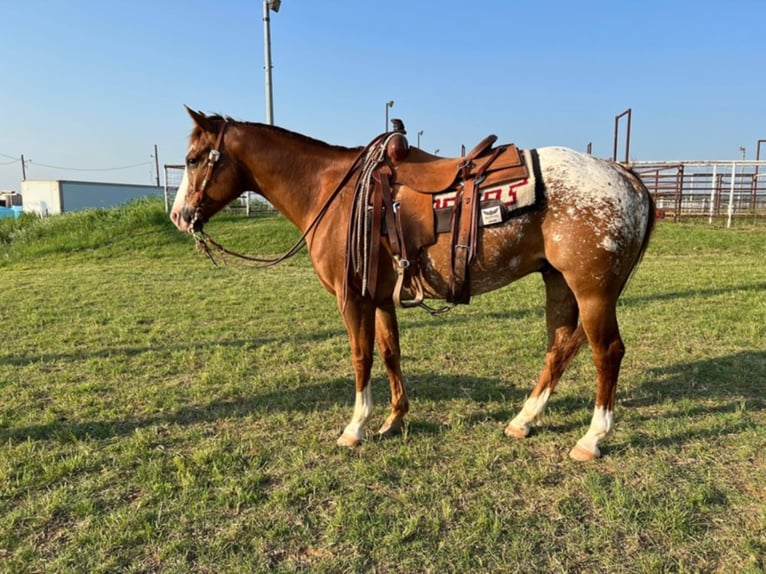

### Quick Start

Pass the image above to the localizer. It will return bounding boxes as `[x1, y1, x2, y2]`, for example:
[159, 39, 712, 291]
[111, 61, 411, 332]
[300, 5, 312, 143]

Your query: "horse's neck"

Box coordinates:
[240, 126, 357, 231]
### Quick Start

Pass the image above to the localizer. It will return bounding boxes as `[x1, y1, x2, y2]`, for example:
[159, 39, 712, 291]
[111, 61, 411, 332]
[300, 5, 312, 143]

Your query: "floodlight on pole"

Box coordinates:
[263, 0, 281, 125]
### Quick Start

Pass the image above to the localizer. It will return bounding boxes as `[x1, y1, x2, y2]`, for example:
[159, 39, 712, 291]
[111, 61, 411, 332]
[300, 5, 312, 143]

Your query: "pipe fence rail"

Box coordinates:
[163, 164, 276, 217]
[631, 160, 766, 227]
[165, 161, 766, 228]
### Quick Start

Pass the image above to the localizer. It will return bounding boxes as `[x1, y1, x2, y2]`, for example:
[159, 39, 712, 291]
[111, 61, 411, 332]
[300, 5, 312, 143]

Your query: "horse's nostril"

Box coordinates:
[181, 206, 196, 225]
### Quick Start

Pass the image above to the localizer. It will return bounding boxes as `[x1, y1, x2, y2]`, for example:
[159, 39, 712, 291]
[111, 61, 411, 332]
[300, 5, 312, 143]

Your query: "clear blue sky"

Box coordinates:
[1, 0, 764, 192]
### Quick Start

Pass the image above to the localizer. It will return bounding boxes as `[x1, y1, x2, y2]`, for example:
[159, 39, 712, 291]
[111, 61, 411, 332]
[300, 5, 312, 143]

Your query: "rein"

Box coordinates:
[191, 131, 389, 269]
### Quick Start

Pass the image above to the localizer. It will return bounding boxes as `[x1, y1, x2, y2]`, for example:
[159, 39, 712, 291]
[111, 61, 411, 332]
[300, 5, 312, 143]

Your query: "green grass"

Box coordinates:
[1, 199, 764, 573]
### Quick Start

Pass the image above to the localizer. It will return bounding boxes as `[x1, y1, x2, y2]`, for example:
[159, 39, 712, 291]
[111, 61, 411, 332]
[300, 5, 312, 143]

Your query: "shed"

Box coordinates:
[20, 180, 163, 216]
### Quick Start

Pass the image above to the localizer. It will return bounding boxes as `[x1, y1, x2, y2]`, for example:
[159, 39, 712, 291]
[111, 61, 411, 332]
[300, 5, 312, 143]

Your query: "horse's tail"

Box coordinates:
[618, 166, 656, 297]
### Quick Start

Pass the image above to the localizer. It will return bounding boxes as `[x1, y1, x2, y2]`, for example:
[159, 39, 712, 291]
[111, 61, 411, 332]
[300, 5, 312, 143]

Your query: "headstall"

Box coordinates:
[190, 120, 228, 232]
[187, 128, 403, 287]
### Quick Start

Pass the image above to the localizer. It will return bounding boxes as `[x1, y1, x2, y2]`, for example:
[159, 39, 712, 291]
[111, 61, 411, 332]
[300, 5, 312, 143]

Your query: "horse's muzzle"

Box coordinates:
[179, 205, 203, 233]
[192, 214, 204, 233]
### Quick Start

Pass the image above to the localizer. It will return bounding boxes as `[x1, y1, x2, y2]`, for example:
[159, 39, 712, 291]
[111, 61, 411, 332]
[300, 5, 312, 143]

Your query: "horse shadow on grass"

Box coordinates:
[620, 281, 766, 308]
[8, 348, 762, 451]
[0, 371, 518, 444]
[606, 349, 766, 453]
[0, 328, 348, 368]
[1, 301, 539, 370]
[4, 283, 763, 452]
[0, 304, 540, 444]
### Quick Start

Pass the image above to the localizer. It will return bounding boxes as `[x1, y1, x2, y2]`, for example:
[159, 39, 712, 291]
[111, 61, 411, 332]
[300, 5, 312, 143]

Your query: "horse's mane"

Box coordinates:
[200, 113, 363, 154]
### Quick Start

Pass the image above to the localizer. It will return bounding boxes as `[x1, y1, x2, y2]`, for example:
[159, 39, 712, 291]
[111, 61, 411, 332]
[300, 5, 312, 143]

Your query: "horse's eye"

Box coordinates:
[186, 157, 198, 169]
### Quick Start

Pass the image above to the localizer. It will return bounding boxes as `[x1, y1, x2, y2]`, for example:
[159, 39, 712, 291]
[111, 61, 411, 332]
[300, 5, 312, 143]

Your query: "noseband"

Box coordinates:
[190, 120, 228, 231]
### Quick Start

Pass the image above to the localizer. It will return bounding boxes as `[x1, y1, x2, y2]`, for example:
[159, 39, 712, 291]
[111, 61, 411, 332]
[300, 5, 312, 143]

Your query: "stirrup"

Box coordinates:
[393, 260, 425, 308]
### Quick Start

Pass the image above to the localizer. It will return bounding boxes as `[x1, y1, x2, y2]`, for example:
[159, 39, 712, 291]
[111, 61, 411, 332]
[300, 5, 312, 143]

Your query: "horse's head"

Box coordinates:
[170, 107, 246, 233]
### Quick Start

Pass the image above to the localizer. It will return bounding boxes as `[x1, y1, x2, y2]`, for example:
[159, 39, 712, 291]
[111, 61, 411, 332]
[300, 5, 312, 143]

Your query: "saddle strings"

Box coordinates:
[351, 132, 399, 295]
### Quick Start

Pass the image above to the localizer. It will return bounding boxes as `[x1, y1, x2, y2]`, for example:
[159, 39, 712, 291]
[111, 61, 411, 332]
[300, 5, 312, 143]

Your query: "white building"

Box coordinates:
[20, 180, 163, 216]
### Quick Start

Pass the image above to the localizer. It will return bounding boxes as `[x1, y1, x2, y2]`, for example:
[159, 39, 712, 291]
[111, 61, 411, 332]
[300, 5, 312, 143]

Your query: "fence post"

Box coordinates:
[163, 165, 170, 213]
[674, 165, 684, 222]
[727, 162, 736, 228]
[708, 165, 717, 225]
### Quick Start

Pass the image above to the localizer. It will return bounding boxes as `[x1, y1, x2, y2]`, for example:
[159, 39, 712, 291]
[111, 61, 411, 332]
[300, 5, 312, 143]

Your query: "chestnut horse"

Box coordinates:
[171, 108, 655, 460]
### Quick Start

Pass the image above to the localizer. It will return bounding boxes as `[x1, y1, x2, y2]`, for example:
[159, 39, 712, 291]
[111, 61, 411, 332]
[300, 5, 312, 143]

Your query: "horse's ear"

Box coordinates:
[185, 105, 215, 132]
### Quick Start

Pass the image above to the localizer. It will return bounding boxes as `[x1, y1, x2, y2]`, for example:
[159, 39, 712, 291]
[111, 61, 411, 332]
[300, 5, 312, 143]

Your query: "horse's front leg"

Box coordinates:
[374, 303, 409, 438]
[336, 295, 377, 447]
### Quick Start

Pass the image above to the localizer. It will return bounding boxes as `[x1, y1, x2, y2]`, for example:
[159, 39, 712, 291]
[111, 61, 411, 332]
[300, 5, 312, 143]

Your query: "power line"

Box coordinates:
[0, 151, 152, 172]
[25, 161, 153, 172]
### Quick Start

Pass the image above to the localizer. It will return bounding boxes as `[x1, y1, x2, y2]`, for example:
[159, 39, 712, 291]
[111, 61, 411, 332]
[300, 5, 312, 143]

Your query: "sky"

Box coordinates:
[1, 0, 764, 192]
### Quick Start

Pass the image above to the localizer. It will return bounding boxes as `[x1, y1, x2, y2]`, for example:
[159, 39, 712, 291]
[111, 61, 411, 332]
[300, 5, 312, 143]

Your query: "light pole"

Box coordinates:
[417, 130, 423, 148]
[263, 0, 281, 125]
[385, 100, 394, 131]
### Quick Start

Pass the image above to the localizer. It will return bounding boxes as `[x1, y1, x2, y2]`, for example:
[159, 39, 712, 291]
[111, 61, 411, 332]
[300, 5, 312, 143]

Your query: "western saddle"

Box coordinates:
[346, 120, 529, 309]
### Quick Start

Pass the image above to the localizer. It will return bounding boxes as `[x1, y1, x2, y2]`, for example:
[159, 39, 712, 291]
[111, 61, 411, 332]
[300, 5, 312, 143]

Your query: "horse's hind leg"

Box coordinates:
[374, 304, 409, 438]
[505, 269, 585, 438]
[568, 295, 624, 461]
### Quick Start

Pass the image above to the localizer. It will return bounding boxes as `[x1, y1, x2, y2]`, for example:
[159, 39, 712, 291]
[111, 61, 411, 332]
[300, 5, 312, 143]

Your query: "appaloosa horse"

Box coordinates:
[171, 107, 655, 460]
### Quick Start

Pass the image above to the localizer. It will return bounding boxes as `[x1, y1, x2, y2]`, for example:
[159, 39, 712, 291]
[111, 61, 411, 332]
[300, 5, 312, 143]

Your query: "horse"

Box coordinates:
[170, 107, 655, 461]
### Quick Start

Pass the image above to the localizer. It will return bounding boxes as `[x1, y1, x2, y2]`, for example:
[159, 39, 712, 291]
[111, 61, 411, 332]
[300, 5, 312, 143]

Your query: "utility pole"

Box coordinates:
[20, 154, 27, 181]
[153, 144, 160, 186]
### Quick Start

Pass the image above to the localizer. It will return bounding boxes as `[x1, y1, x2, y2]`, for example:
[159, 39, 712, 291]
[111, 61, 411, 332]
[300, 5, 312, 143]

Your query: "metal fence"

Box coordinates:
[165, 160, 766, 228]
[163, 164, 276, 216]
[632, 160, 766, 227]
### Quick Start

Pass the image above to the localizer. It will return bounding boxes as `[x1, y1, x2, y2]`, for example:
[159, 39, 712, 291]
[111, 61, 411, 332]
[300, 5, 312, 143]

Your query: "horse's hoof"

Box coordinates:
[336, 433, 362, 448]
[504, 423, 529, 439]
[377, 418, 404, 438]
[569, 444, 600, 461]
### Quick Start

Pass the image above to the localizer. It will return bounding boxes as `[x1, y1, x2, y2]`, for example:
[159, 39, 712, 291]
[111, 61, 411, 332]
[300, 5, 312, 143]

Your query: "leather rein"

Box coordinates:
[190, 121, 386, 269]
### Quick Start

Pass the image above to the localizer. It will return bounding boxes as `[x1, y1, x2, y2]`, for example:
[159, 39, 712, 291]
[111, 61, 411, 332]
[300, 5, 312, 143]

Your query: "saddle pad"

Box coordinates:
[433, 149, 541, 233]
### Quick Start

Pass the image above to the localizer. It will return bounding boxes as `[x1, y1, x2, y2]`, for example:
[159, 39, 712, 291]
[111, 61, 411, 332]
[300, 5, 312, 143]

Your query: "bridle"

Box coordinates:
[190, 120, 228, 233]
[188, 121, 385, 269]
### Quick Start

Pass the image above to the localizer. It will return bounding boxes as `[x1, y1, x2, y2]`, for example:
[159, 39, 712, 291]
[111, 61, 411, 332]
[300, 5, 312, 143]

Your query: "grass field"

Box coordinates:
[1, 199, 764, 573]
